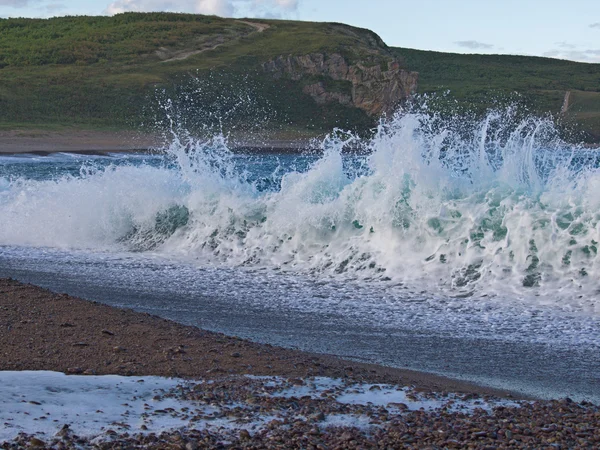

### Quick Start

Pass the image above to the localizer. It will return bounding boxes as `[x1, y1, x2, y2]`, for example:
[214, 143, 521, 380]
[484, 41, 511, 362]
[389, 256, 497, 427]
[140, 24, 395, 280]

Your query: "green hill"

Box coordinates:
[391, 47, 600, 142]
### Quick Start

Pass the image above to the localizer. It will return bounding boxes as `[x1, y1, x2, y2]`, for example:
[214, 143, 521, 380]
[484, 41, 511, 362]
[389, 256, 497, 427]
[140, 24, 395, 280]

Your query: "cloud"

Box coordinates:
[0, 0, 33, 7]
[44, 2, 66, 12]
[556, 41, 576, 49]
[454, 40, 493, 50]
[237, 0, 297, 18]
[196, 0, 234, 15]
[0, 0, 66, 17]
[590, 23, 600, 28]
[543, 48, 600, 63]
[105, 0, 234, 16]
[105, 0, 299, 17]
[275, 0, 296, 8]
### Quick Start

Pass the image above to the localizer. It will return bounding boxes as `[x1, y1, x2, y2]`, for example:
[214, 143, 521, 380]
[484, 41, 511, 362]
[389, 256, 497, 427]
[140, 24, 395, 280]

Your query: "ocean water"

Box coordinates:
[1, 108, 600, 401]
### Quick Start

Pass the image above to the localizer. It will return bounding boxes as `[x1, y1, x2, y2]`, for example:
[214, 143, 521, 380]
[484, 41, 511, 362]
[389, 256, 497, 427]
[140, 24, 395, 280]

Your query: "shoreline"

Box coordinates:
[0, 129, 318, 155]
[2, 278, 600, 448]
[0, 278, 518, 398]
[0, 128, 598, 155]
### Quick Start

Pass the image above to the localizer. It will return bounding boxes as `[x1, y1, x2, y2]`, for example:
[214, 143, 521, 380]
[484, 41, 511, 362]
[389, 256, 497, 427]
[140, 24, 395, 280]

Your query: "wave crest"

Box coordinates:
[1, 107, 600, 305]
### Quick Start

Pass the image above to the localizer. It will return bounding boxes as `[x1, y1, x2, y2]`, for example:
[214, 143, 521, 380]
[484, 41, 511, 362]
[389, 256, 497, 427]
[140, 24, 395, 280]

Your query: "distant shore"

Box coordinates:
[1, 129, 597, 155]
[0, 129, 318, 154]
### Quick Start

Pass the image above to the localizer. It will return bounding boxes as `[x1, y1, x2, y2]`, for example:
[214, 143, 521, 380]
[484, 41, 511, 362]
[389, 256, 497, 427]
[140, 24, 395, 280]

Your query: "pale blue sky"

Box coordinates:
[1, 0, 599, 62]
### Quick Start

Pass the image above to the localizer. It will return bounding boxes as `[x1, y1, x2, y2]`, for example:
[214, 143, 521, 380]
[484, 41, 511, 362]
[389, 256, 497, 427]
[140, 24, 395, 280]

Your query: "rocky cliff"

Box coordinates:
[262, 53, 418, 116]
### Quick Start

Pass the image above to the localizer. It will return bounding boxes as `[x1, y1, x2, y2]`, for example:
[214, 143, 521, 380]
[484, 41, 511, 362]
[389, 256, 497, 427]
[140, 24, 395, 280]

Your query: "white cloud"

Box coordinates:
[195, 0, 233, 15]
[454, 40, 494, 50]
[250, 0, 296, 10]
[105, 0, 299, 17]
[555, 41, 576, 49]
[590, 23, 600, 29]
[271, 0, 297, 10]
[0, 0, 66, 17]
[543, 48, 600, 63]
[106, 0, 182, 14]
[245, 0, 297, 17]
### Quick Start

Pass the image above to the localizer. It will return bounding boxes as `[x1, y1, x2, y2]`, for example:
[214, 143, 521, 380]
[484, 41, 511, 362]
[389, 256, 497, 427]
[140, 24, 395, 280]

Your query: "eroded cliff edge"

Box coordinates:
[263, 53, 418, 116]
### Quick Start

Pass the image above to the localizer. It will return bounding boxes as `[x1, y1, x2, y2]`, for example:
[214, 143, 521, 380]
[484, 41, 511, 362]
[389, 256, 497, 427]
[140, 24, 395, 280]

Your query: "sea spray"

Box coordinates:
[1, 107, 599, 309]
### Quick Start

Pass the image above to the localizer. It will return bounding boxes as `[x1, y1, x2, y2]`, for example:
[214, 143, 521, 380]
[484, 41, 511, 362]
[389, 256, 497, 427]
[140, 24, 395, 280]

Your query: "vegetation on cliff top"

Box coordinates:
[393, 47, 600, 142]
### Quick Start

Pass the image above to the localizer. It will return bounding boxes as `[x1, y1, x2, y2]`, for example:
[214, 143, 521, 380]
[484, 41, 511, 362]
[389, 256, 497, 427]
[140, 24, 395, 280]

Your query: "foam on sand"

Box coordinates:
[0, 371, 521, 444]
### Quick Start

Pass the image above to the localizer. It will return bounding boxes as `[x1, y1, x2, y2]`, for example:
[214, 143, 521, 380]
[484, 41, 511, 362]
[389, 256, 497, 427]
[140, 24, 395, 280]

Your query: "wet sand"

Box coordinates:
[0, 130, 315, 154]
[0, 278, 512, 396]
[0, 130, 160, 154]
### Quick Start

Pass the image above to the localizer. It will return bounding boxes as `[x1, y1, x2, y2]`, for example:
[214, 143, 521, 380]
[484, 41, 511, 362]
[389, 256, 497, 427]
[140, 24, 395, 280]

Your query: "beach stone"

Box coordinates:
[340, 431, 354, 441]
[66, 367, 83, 374]
[389, 402, 409, 411]
[55, 424, 70, 437]
[309, 411, 325, 421]
[29, 437, 45, 447]
[239, 429, 251, 440]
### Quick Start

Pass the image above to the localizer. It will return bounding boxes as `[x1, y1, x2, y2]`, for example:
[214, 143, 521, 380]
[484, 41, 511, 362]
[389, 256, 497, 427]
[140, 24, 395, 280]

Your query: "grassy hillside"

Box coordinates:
[565, 90, 600, 139]
[1, 13, 599, 142]
[0, 13, 394, 134]
[392, 47, 600, 142]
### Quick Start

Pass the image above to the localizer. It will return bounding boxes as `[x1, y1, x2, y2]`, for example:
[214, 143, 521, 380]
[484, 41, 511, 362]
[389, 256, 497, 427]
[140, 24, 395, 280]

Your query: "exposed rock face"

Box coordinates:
[262, 53, 418, 116]
[302, 82, 352, 106]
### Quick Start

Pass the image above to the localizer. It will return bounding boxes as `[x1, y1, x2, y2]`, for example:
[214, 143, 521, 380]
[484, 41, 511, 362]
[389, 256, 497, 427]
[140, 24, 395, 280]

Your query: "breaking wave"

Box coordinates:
[2, 107, 600, 306]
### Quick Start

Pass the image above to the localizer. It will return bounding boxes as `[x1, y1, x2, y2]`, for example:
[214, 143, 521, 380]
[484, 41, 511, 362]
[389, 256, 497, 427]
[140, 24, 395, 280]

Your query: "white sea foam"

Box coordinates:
[0, 371, 521, 443]
[1, 108, 600, 309]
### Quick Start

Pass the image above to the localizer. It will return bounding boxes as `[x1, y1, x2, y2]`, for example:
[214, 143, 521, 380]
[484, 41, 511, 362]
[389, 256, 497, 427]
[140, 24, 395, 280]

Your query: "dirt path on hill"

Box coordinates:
[160, 21, 270, 63]
[236, 20, 270, 33]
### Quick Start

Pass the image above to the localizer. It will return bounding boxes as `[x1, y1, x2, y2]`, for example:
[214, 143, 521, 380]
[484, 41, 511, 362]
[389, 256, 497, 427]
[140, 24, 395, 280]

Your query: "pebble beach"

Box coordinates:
[1, 278, 599, 449]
